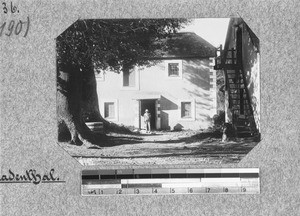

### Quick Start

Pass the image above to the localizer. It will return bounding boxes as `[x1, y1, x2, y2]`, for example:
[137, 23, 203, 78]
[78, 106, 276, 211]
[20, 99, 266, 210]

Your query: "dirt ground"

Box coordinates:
[59, 130, 258, 166]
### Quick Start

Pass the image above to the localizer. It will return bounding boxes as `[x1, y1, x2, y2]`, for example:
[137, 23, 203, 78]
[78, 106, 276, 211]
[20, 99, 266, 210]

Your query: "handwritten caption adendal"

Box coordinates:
[1, 2, 30, 37]
[0, 168, 66, 185]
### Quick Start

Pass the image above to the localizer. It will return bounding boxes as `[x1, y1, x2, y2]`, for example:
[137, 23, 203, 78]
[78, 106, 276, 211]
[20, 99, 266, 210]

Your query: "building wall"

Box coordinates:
[241, 27, 260, 132]
[96, 58, 217, 130]
[225, 20, 260, 132]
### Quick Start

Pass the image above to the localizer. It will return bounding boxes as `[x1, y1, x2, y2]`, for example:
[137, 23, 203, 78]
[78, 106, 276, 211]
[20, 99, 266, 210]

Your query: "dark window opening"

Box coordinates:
[181, 102, 192, 118]
[104, 102, 115, 119]
[123, 68, 135, 87]
[168, 63, 179, 76]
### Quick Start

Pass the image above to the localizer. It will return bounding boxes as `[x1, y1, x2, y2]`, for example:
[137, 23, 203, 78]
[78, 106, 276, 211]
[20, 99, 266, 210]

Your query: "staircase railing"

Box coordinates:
[214, 44, 258, 136]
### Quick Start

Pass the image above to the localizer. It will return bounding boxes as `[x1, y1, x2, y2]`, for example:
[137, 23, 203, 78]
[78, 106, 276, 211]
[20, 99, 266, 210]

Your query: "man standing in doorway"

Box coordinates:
[143, 109, 151, 133]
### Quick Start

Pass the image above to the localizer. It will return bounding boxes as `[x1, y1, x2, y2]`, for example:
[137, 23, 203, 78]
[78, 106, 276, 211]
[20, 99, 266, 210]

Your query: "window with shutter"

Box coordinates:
[104, 102, 115, 119]
[181, 102, 192, 118]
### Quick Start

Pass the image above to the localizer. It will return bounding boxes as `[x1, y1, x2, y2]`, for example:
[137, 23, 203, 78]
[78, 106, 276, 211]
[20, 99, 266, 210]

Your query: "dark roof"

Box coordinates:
[157, 32, 216, 59]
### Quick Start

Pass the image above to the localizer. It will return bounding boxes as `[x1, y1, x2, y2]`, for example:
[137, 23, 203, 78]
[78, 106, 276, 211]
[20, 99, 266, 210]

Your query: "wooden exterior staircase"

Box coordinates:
[214, 45, 258, 138]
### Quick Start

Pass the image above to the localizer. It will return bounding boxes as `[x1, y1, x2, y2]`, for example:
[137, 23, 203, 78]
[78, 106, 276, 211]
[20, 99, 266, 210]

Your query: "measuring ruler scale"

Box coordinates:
[81, 168, 260, 195]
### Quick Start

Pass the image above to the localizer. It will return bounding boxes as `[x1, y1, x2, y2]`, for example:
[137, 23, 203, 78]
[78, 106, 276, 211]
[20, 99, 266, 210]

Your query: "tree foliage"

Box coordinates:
[56, 19, 190, 71]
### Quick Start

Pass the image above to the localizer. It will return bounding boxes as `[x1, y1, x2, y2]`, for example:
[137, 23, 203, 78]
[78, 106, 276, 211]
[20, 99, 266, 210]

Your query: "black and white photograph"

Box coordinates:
[56, 18, 261, 166]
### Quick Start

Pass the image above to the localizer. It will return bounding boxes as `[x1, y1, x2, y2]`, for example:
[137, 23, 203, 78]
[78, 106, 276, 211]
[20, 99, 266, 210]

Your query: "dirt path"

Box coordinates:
[59, 130, 258, 166]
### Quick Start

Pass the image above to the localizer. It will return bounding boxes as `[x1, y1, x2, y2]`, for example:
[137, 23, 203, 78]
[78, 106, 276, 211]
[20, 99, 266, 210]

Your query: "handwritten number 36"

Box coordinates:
[0, 17, 30, 37]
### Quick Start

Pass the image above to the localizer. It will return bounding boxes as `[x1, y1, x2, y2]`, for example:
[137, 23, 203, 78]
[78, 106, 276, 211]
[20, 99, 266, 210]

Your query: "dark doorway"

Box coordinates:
[140, 99, 156, 130]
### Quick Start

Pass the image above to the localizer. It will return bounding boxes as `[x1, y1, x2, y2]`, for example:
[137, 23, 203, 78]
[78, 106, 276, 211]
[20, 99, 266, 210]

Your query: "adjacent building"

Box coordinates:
[214, 18, 260, 136]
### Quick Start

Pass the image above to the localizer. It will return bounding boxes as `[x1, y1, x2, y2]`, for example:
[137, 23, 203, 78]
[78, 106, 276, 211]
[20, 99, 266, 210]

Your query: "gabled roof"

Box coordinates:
[156, 32, 216, 59]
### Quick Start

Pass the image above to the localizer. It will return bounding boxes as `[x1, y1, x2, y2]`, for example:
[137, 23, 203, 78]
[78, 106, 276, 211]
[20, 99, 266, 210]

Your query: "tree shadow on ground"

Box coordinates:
[158, 131, 223, 144]
[89, 131, 224, 147]
[82, 139, 257, 159]
[92, 135, 144, 147]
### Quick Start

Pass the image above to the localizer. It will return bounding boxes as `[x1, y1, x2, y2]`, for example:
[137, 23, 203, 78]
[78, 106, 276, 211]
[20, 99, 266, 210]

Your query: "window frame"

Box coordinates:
[100, 99, 119, 121]
[120, 66, 140, 90]
[178, 99, 195, 121]
[165, 60, 183, 79]
[104, 102, 116, 119]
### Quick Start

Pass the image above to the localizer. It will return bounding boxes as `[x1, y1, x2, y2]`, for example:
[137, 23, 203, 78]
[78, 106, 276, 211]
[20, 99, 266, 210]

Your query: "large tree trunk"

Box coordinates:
[57, 63, 102, 145]
[81, 64, 103, 122]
